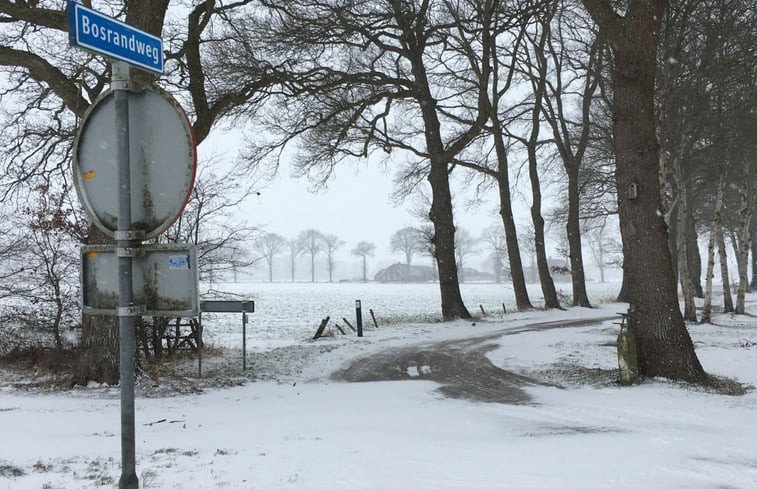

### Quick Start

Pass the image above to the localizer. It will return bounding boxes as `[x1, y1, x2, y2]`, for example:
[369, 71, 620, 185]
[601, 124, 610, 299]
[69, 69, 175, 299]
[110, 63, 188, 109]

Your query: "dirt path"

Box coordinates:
[332, 316, 615, 404]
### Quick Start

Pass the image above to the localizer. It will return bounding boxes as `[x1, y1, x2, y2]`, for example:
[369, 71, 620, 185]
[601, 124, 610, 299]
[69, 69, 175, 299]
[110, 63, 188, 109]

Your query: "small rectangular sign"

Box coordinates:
[201, 301, 255, 313]
[81, 243, 198, 316]
[168, 255, 191, 270]
[67, 1, 163, 74]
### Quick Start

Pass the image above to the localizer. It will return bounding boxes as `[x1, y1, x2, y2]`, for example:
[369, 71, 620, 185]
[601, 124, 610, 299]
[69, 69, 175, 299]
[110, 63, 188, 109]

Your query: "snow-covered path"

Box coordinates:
[1, 304, 756, 489]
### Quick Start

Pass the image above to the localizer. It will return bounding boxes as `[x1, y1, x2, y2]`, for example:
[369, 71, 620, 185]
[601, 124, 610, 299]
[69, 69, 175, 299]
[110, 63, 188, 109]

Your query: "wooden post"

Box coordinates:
[334, 323, 346, 335]
[369, 309, 378, 328]
[313, 316, 330, 340]
[479, 305, 486, 316]
[342, 318, 356, 332]
[502, 303, 507, 314]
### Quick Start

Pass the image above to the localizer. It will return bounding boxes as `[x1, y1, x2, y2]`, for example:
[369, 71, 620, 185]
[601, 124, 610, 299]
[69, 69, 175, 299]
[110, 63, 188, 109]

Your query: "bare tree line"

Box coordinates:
[1, 0, 755, 384]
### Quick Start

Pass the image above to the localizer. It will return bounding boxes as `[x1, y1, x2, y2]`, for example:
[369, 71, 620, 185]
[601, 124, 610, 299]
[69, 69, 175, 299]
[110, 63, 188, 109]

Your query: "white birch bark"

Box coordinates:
[702, 176, 725, 323]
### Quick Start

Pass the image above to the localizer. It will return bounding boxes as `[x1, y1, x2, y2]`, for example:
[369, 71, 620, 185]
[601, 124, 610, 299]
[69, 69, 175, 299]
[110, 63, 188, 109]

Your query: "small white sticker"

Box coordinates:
[168, 255, 190, 270]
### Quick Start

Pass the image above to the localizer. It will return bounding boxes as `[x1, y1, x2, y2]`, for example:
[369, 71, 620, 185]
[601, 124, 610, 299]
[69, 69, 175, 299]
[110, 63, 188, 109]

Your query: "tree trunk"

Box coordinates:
[428, 157, 471, 320]
[718, 231, 735, 313]
[311, 253, 316, 283]
[675, 166, 697, 321]
[702, 175, 725, 323]
[74, 224, 120, 385]
[411, 45, 471, 320]
[685, 207, 703, 298]
[735, 172, 752, 314]
[668, 203, 679, 280]
[494, 129, 532, 310]
[362, 256, 367, 282]
[751, 221, 757, 289]
[596, 0, 705, 382]
[702, 230, 716, 324]
[525, 16, 560, 310]
[566, 171, 591, 307]
[677, 198, 697, 321]
[527, 144, 559, 309]
[73, 314, 120, 386]
[617, 269, 629, 303]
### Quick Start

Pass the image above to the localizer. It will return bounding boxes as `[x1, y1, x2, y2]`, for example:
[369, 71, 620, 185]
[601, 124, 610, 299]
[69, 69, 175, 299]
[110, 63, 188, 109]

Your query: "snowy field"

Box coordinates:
[1, 284, 756, 489]
[200, 281, 621, 348]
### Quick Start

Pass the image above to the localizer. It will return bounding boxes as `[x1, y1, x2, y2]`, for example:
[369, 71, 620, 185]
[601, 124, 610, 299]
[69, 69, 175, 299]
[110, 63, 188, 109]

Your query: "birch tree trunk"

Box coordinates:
[702, 175, 725, 323]
[675, 165, 697, 321]
[735, 172, 753, 314]
[718, 231, 735, 313]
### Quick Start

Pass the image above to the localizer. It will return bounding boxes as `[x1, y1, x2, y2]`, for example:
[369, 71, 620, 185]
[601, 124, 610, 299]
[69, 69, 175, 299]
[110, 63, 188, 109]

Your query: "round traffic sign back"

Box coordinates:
[73, 87, 196, 239]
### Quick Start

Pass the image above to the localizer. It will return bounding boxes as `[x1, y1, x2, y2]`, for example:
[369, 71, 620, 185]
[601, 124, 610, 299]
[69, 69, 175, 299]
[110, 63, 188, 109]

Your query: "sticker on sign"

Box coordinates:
[67, 1, 163, 74]
[168, 255, 191, 270]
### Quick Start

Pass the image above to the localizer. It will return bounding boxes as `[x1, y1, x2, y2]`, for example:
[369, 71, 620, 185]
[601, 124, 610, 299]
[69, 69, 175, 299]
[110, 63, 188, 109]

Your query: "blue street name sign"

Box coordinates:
[67, 1, 163, 74]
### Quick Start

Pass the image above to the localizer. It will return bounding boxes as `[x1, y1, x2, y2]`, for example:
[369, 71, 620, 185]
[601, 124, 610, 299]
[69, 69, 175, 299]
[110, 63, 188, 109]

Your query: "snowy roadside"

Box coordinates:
[1, 302, 756, 489]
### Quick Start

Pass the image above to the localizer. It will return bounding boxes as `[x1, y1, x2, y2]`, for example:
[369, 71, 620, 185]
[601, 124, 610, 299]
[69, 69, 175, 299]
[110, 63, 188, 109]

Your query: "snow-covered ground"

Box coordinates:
[200, 281, 620, 348]
[1, 283, 756, 489]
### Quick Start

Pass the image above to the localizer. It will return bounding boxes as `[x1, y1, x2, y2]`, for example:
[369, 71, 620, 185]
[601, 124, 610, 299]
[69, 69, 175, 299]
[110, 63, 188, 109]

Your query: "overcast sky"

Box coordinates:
[199, 129, 510, 274]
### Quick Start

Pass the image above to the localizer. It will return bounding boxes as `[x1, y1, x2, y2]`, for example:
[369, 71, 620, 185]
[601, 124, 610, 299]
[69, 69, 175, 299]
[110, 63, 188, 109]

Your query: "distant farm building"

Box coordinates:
[458, 267, 496, 282]
[374, 263, 437, 283]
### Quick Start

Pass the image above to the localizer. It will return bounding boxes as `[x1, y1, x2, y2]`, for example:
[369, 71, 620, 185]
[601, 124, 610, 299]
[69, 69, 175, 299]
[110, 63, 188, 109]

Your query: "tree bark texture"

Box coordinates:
[674, 165, 697, 321]
[566, 173, 591, 307]
[616, 269, 629, 303]
[750, 221, 757, 289]
[718, 232, 735, 313]
[583, 0, 705, 382]
[428, 157, 471, 320]
[685, 208, 703, 298]
[702, 175, 725, 323]
[490, 81, 532, 310]
[735, 171, 753, 314]
[496, 162, 533, 310]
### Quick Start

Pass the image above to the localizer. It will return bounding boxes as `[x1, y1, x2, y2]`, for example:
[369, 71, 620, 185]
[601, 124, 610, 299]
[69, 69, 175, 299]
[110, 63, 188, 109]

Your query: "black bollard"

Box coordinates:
[356, 300, 363, 337]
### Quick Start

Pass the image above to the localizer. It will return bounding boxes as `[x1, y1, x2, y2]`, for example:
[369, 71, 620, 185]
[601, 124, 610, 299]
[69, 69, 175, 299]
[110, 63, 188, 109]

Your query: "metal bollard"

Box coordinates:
[356, 300, 363, 337]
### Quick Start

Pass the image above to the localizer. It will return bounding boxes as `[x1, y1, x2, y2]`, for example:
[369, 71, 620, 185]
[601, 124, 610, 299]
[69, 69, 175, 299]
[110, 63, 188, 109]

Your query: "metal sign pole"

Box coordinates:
[242, 311, 247, 370]
[113, 61, 139, 489]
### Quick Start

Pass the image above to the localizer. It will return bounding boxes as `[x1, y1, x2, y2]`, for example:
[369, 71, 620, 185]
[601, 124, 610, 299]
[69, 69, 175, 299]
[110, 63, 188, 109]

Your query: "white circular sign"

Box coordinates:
[73, 87, 197, 239]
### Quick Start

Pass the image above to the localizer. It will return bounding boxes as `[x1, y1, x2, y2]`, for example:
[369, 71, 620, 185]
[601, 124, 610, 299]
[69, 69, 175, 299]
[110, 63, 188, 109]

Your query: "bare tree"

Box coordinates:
[417, 223, 437, 274]
[0, 186, 85, 351]
[351, 241, 376, 282]
[298, 229, 325, 283]
[454, 228, 478, 283]
[448, 2, 538, 311]
[390, 227, 424, 272]
[159, 164, 262, 283]
[323, 234, 345, 283]
[512, 4, 561, 309]
[223, 0, 550, 319]
[583, 220, 622, 284]
[0, 0, 274, 385]
[256, 232, 287, 282]
[581, 0, 705, 382]
[481, 225, 507, 283]
[534, 1, 601, 307]
[287, 238, 300, 283]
